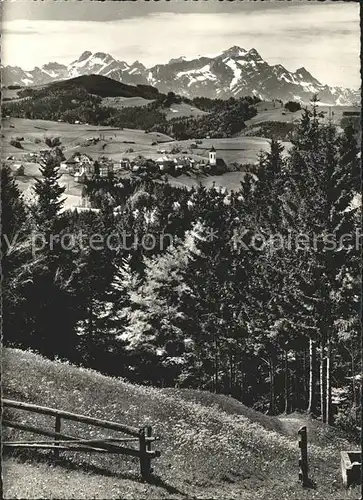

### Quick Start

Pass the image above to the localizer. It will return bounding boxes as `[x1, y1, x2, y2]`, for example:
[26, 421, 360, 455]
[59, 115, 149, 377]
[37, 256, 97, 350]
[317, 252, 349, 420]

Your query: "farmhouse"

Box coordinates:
[156, 155, 175, 172]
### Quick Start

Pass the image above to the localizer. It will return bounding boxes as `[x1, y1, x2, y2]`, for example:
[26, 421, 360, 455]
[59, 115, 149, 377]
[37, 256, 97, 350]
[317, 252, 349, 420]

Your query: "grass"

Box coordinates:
[164, 103, 208, 121]
[101, 96, 156, 109]
[2, 348, 360, 499]
[247, 101, 360, 127]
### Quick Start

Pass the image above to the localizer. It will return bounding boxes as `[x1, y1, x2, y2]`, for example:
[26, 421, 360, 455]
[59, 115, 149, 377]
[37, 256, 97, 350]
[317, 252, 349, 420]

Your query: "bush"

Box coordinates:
[334, 407, 360, 441]
[10, 139, 23, 149]
[284, 101, 301, 112]
[45, 136, 61, 148]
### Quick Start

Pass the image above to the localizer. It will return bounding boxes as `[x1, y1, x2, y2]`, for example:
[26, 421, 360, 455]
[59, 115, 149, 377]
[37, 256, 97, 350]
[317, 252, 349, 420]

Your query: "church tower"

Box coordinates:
[209, 146, 217, 166]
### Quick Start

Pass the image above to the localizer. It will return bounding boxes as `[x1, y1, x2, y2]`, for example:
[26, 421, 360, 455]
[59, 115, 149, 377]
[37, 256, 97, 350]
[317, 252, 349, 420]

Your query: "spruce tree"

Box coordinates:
[33, 150, 66, 232]
[283, 99, 360, 423]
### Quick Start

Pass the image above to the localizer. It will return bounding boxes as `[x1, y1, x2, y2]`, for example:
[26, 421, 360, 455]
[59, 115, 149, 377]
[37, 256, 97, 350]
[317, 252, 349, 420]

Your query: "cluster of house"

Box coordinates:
[60, 154, 114, 183]
[60, 147, 226, 183]
[155, 146, 226, 173]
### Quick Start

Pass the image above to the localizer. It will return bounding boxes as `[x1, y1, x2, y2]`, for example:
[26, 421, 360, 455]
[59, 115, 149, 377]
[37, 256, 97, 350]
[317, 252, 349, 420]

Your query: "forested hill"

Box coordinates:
[3, 74, 259, 139]
[21, 74, 164, 99]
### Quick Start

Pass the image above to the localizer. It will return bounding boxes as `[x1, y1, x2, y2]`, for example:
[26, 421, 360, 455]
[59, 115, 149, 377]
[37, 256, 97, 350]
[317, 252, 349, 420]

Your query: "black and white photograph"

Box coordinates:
[1, 0, 361, 498]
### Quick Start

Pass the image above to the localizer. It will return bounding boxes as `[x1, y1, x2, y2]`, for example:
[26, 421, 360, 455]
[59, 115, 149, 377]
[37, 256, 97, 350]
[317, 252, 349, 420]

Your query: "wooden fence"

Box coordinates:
[2, 399, 160, 481]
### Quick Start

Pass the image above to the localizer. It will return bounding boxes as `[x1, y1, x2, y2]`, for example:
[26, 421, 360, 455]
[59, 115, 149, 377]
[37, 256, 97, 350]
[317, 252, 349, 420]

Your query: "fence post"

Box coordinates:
[298, 426, 309, 486]
[139, 426, 151, 481]
[54, 415, 61, 460]
[146, 426, 153, 474]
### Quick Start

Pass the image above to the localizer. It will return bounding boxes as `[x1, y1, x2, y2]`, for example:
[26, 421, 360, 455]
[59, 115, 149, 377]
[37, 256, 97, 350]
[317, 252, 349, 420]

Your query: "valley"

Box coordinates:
[2, 116, 277, 208]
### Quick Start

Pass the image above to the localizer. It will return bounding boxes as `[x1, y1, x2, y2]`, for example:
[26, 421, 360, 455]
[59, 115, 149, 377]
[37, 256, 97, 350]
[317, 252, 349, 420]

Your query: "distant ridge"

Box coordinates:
[2, 47, 360, 105]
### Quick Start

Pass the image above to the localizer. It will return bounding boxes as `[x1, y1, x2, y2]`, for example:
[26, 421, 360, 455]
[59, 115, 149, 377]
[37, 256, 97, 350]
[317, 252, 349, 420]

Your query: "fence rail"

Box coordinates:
[2, 398, 160, 480]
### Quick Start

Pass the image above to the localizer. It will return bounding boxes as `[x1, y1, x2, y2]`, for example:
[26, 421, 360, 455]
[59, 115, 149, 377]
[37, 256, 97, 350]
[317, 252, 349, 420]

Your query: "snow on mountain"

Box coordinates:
[225, 59, 242, 89]
[176, 64, 217, 87]
[1, 47, 359, 105]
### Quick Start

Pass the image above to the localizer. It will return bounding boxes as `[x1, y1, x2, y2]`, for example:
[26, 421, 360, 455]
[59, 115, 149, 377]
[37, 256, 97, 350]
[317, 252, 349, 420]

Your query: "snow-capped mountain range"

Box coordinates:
[2, 46, 360, 105]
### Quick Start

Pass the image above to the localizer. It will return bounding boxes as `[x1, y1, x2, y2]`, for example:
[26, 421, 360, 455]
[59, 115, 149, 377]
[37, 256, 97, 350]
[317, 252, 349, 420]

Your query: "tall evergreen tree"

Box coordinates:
[33, 149, 66, 232]
[283, 99, 360, 422]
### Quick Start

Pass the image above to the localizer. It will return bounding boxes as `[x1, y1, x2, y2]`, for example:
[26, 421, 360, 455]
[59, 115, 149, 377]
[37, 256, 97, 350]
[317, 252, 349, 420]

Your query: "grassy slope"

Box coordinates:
[2, 348, 359, 499]
[164, 103, 208, 121]
[246, 101, 359, 127]
[101, 96, 156, 109]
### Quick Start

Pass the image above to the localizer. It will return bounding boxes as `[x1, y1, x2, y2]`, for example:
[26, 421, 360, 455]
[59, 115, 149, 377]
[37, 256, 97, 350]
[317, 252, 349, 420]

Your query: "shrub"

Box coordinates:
[334, 407, 360, 441]
[284, 101, 301, 112]
[45, 136, 61, 148]
[10, 139, 23, 149]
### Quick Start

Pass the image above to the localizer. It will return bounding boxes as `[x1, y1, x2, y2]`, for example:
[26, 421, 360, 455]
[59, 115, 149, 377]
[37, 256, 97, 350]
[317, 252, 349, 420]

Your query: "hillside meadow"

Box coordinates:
[2, 348, 360, 500]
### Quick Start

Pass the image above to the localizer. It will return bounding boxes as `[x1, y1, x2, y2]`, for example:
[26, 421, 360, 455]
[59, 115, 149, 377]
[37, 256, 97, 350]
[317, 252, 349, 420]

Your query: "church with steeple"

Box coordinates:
[209, 145, 217, 166]
[208, 145, 226, 170]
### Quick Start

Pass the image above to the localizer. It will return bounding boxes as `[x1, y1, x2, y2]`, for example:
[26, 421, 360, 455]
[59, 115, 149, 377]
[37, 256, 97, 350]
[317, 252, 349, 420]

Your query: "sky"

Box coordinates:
[1, 0, 361, 89]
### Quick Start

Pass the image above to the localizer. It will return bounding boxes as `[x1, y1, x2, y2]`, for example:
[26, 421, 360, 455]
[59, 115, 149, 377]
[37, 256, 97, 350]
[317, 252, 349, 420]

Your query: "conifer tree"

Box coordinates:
[33, 149, 66, 232]
[283, 98, 360, 422]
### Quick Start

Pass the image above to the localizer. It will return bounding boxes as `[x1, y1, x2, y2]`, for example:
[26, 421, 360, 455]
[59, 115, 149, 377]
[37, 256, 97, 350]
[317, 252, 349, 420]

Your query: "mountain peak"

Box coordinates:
[295, 66, 321, 84]
[42, 62, 67, 70]
[222, 46, 247, 58]
[169, 56, 187, 64]
[93, 52, 113, 60]
[246, 48, 262, 59]
[78, 51, 93, 62]
[295, 66, 311, 77]
[130, 60, 144, 67]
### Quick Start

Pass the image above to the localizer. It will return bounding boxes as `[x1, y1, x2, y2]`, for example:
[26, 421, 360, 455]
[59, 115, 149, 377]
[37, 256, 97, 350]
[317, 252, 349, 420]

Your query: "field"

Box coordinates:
[100, 99, 207, 119]
[163, 137, 284, 165]
[246, 101, 360, 127]
[164, 102, 208, 120]
[2, 348, 359, 499]
[101, 96, 155, 109]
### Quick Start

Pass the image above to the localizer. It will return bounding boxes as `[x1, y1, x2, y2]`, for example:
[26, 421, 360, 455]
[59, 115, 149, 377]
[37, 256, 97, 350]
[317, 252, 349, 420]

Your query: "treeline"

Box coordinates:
[3, 85, 258, 140]
[2, 100, 360, 433]
[4, 87, 113, 124]
[243, 121, 296, 141]
[151, 97, 258, 139]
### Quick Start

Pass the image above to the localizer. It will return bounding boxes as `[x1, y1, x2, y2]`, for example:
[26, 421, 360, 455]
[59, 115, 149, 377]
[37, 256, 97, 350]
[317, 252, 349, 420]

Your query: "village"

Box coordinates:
[8, 142, 229, 183]
[59, 145, 226, 182]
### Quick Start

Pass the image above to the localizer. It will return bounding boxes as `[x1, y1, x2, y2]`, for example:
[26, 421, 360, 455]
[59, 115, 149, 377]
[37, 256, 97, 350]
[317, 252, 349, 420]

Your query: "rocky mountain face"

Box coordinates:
[2, 47, 360, 105]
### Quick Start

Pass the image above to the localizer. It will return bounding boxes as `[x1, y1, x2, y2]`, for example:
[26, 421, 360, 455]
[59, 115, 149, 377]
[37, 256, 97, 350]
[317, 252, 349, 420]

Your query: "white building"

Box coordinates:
[209, 146, 217, 166]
